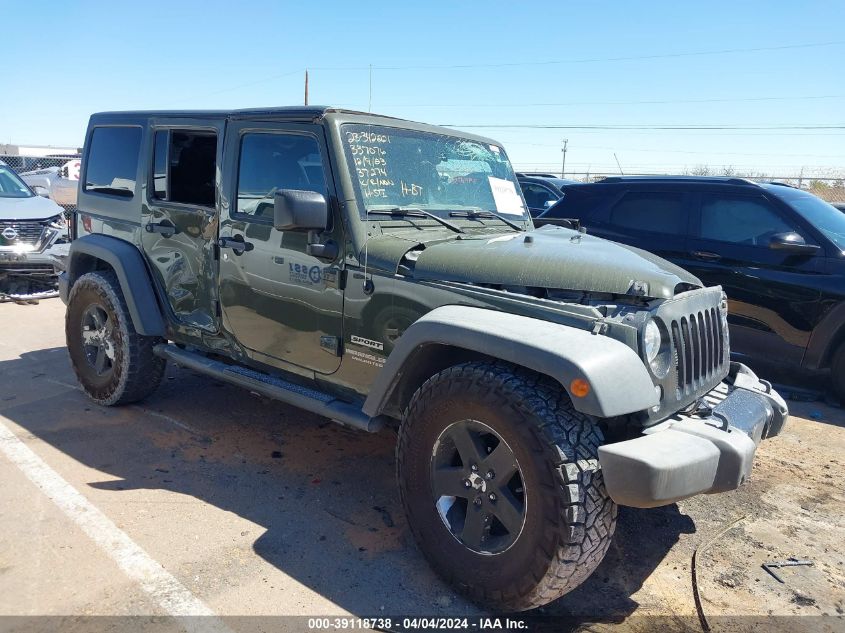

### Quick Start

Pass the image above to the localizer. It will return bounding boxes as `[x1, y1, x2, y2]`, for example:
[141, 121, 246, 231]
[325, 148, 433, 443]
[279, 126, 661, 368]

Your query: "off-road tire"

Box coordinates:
[831, 343, 845, 403]
[66, 271, 165, 405]
[397, 360, 617, 611]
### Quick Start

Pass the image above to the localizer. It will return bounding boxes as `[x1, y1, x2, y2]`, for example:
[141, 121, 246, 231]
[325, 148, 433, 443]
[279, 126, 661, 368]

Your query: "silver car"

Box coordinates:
[0, 160, 69, 298]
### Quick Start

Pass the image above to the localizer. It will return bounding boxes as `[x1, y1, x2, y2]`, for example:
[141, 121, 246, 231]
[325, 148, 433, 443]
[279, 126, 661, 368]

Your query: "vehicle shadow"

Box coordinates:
[542, 505, 695, 620]
[1, 347, 695, 620]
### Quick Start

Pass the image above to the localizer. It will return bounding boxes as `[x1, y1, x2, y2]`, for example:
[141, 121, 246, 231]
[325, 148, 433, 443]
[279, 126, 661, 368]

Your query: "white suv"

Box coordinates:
[0, 160, 69, 297]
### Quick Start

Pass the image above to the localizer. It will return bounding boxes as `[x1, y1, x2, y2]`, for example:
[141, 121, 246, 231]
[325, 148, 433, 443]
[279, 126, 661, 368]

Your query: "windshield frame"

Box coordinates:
[338, 122, 530, 226]
[0, 165, 35, 199]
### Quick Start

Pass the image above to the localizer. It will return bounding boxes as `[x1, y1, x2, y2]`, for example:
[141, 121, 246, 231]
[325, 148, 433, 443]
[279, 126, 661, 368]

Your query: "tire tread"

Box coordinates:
[397, 360, 617, 611]
[66, 271, 165, 405]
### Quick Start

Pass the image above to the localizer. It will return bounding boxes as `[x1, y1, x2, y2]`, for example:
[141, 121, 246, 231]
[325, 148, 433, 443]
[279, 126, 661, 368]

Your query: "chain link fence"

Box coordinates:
[5, 152, 844, 208]
[1, 153, 81, 213]
[514, 169, 845, 203]
[0, 154, 79, 301]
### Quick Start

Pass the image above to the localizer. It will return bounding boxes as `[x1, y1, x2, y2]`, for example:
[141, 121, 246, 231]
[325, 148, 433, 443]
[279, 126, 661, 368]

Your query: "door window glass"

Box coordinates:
[608, 192, 687, 235]
[152, 130, 217, 206]
[700, 195, 795, 246]
[84, 126, 142, 198]
[236, 133, 327, 221]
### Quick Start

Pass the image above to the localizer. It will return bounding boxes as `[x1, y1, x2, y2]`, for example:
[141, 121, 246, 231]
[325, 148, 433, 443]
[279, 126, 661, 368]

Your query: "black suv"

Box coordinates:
[537, 176, 845, 398]
[516, 173, 577, 216]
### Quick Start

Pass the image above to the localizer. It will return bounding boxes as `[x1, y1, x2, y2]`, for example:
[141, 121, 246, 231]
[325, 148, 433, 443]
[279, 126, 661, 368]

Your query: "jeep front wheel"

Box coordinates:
[66, 271, 165, 405]
[397, 361, 617, 611]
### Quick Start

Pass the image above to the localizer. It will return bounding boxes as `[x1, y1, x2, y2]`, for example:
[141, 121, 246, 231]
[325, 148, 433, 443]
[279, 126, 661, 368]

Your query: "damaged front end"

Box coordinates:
[0, 215, 70, 303]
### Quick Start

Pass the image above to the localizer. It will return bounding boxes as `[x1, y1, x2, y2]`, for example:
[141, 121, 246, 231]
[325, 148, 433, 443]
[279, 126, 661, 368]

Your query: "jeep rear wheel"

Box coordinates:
[66, 271, 165, 405]
[397, 361, 617, 611]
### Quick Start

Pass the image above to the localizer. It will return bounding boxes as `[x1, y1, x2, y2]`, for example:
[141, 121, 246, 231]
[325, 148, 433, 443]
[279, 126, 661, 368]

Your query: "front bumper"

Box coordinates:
[0, 240, 68, 277]
[598, 363, 788, 508]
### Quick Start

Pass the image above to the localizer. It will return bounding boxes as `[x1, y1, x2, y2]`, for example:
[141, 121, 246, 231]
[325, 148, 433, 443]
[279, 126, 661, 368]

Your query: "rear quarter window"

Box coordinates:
[608, 191, 687, 235]
[543, 187, 608, 219]
[84, 126, 142, 198]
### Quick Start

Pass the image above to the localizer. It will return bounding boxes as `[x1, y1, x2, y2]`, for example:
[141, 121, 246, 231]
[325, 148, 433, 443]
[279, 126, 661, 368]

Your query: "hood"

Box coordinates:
[404, 226, 700, 299]
[0, 194, 63, 221]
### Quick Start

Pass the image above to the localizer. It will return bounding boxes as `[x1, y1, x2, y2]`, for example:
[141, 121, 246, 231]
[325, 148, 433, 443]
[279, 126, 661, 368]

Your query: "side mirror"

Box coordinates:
[32, 185, 49, 197]
[768, 231, 820, 254]
[543, 200, 556, 209]
[273, 189, 328, 232]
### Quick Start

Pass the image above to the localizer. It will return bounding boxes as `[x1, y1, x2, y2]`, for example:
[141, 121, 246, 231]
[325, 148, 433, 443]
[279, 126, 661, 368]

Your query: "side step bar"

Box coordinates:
[154, 344, 387, 433]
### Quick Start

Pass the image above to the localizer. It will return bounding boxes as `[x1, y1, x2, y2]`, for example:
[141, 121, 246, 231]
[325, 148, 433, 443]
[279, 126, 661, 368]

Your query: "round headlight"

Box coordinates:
[643, 319, 662, 364]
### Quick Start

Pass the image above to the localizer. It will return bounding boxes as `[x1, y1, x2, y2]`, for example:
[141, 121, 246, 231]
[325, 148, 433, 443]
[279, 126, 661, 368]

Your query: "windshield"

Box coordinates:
[770, 186, 845, 252]
[0, 166, 33, 198]
[341, 124, 527, 220]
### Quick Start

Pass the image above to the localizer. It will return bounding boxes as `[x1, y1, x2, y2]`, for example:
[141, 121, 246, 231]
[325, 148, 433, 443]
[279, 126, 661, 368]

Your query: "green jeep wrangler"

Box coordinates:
[60, 107, 788, 610]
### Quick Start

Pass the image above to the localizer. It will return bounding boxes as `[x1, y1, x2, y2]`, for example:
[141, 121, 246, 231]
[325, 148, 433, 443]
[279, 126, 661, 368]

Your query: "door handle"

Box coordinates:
[217, 235, 254, 255]
[145, 220, 177, 238]
[691, 250, 722, 262]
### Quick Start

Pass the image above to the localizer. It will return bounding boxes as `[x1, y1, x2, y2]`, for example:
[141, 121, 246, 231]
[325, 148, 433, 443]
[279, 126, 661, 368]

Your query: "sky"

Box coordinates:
[2, 0, 844, 178]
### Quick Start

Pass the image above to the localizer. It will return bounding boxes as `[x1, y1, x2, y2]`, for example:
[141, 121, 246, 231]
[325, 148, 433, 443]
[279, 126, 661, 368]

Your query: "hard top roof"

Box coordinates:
[91, 105, 355, 120]
[87, 106, 501, 145]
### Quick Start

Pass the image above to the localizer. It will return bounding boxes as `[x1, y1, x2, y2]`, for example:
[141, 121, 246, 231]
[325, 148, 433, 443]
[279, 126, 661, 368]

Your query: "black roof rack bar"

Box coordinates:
[598, 175, 753, 185]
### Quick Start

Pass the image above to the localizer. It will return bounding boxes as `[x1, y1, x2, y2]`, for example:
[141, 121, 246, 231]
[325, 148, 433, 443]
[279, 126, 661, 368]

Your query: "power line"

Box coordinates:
[309, 40, 845, 71]
[516, 162, 844, 168]
[441, 124, 845, 130]
[169, 69, 302, 105]
[354, 94, 845, 108]
[497, 141, 845, 160]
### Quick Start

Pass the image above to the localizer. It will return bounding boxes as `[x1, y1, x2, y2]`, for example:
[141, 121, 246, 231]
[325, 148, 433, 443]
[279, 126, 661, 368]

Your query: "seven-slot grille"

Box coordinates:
[0, 220, 44, 247]
[670, 306, 726, 395]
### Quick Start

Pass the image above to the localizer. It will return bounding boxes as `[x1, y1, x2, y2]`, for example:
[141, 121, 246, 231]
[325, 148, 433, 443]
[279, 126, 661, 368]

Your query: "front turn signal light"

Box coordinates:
[570, 378, 590, 398]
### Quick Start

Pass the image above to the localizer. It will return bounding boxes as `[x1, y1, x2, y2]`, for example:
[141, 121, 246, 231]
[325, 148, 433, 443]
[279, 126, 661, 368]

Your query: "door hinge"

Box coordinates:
[320, 335, 342, 356]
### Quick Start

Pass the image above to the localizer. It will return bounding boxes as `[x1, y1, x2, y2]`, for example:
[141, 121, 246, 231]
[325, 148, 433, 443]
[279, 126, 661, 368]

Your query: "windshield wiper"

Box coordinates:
[449, 210, 524, 231]
[367, 207, 464, 234]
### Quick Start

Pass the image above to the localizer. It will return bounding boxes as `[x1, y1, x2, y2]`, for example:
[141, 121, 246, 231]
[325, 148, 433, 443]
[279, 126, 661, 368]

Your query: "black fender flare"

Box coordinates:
[65, 234, 166, 337]
[362, 304, 658, 419]
[803, 300, 845, 370]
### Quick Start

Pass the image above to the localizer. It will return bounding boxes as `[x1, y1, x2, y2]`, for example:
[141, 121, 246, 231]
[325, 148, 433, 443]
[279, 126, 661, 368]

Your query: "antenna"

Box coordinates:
[613, 153, 624, 175]
[304, 69, 309, 106]
[368, 64, 373, 112]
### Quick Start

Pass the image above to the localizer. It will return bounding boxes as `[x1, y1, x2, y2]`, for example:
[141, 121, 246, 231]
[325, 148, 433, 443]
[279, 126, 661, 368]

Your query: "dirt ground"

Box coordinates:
[0, 299, 843, 632]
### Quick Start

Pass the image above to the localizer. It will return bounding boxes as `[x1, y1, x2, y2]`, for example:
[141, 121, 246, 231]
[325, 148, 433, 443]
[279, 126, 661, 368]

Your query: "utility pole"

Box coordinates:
[304, 69, 309, 106]
[561, 139, 568, 178]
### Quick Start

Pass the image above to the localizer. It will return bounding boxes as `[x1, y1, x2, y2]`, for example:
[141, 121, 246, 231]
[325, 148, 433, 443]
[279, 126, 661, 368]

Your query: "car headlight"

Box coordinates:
[47, 214, 67, 230]
[643, 319, 662, 364]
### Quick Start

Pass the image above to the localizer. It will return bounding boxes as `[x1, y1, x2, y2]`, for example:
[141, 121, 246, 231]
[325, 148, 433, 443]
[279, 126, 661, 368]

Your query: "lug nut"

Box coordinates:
[488, 493, 497, 502]
[470, 464, 478, 472]
[463, 479, 471, 488]
[474, 497, 482, 507]
[485, 470, 495, 480]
